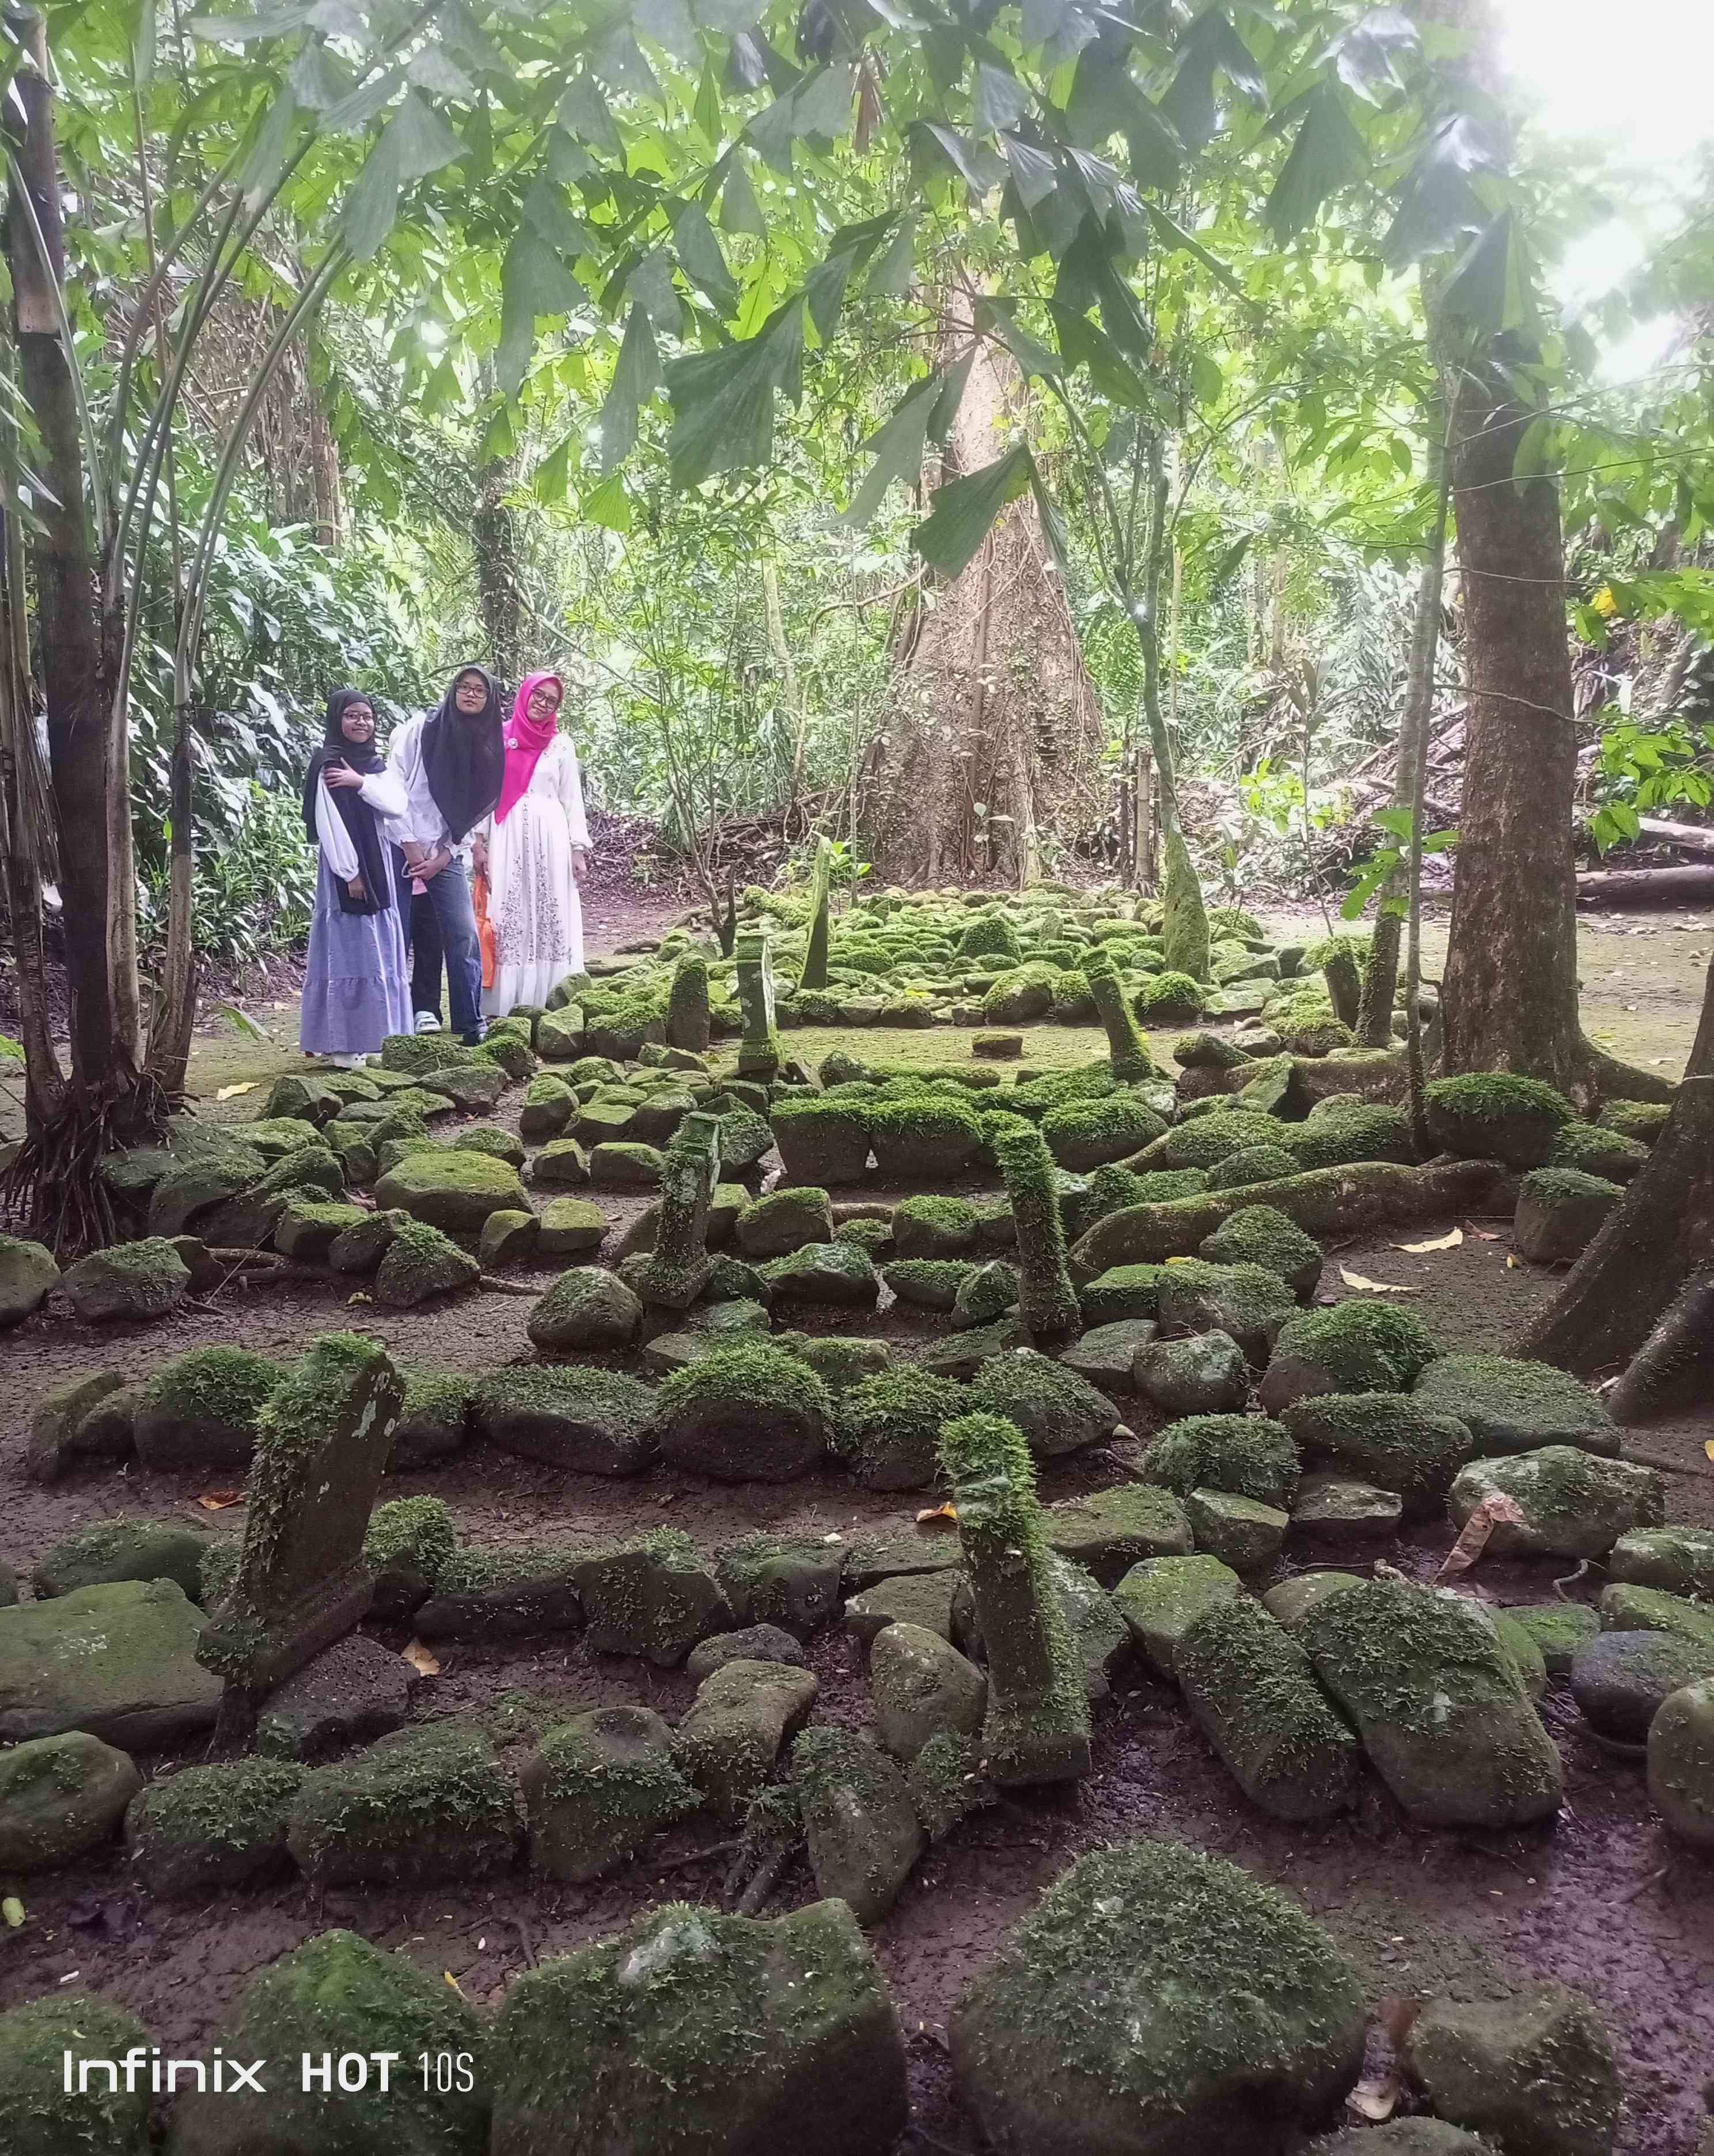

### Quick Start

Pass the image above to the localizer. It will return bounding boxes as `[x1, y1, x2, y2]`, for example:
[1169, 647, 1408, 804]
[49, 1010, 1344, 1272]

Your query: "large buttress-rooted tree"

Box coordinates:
[874, 316, 1099, 888]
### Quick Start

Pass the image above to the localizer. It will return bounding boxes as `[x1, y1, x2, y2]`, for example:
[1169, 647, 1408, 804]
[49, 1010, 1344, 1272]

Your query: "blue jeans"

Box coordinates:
[394, 848, 481, 1036]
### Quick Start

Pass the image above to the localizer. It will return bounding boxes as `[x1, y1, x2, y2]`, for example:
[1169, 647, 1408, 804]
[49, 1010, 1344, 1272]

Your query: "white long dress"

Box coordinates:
[480, 732, 589, 1015]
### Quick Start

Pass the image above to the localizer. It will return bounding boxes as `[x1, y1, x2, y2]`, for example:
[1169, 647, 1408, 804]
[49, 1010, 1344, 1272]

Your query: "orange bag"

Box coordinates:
[472, 870, 499, 990]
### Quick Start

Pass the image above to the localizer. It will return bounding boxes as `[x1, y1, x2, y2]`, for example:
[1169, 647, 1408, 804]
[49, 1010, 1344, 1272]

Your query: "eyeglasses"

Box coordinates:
[528, 688, 561, 712]
[344, 708, 375, 726]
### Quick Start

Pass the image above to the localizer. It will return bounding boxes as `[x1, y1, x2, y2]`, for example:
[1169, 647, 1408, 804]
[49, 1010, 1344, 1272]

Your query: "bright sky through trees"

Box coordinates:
[1499, 0, 1714, 377]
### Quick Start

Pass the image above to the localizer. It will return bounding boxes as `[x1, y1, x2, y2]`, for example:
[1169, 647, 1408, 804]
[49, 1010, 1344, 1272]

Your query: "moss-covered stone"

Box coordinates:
[0, 1578, 222, 1748]
[1449, 1448, 1663, 1561]
[488, 1897, 905, 2154]
[26, 1369, 128, 1483]
[1260, 1298, 1439, 1413]
[365, 1493, 460, 1620]
[1197, 1203, 1323, 1300]
[63, 1236, 192, 1323]
[1596, 1097, 1671, 1144]
[968, 1349, 1118, 1458]
[657, 1342, 834, 1481]
[834, 1365, 969, 1491]
[475, 1363, 657, 1475]
[889, 1193, 977, 1259]
[670, 1658, 820, 1813]
[134, 1345, 285, 1472]
[572, 1531, 734, 1665]
[1156, 1258, 1297, 1366]
[520, 1705, 697, 1881]
[286, 1722, 524, 1886]
[1143, 1412, 1298, 1506]
[1411, 1352, 1612, 1456]
[0, 1234, 58, 1328]
[1300, 1579, 1563, 1828]
[1282, 1102, 1415, 1171]
[1504, 1600, 1600, 1677]
[769, 1095, 873, 1184]
[173, 1927, 490, 2154]
[870, 1620, 987, 1763]
[1512, 1166, 1625, 1264]
[0, 1730, 141, 1873]
[735, 1185, 835, 1258]
[1549, 1118, 1650, 1183]
[414, 1539, 585, 1641]
[373, 1145, 528, 1231]
[0, 1991, 151, 2156]
[760, 1238, 880, 1307]
[1608, 1525, 1714, 1599]
[1040, 1094, 1166, 1173]
[126, 1755, 304, 1896]
[713, 1528, 844, 1639]
[1281, 1392, 1474, 1516]
[1424, 1072, 1575, 1167]
[1078, 1261, 1171, 1326]
[1133, 969, 1208, 1022]
[31, 1517, 210, 1602]
[1176, 1595, 1359, 1821]
[1404, 1984, 1619, 2156]
[1648, 1677, 1714, 1850]
[374, 1217, 481, 1305]
[388, 1368, 476, 1469]
[1600, 1580, 1714, 1652]
[951, 1839, 1366, 2155]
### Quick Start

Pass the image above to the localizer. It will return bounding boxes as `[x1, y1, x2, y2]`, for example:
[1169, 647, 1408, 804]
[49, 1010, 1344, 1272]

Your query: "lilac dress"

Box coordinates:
[299, 768, 413, 1056]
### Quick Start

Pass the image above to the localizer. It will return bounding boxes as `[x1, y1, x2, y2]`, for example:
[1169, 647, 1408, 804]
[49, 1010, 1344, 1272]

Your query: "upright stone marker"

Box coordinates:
[939, 1411, 1090, 1785]
[735, 928, 782, 1081]
[640, 1112, 722, 1310]
[198, 1331, 403, 1748]
[1082, 944, 1154, 1084]
[798, 836, 833, 992]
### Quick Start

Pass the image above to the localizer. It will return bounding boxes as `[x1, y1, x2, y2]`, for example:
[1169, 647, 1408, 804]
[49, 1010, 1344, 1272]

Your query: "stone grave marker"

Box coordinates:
[735, 928, 781, 1081]
[640, 1111, 722, 1310]
[197, 1331, 403, 1748]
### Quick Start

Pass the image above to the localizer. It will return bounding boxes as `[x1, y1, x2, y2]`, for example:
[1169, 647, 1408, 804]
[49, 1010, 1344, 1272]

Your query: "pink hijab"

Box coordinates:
[495, 671, 563, 824]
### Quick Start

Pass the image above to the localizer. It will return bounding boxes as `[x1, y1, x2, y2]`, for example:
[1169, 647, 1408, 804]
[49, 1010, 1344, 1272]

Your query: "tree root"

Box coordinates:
[200, 1249, 538, 1298]
[1574, 1034, 1679, 1110]
[1607, 1263, 1714, 1425]
[1070, 1157, 1503, 1273]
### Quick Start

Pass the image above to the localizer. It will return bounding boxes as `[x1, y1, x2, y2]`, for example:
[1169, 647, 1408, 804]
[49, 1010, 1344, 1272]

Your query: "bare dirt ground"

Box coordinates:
[2, 887, 1712, 2153]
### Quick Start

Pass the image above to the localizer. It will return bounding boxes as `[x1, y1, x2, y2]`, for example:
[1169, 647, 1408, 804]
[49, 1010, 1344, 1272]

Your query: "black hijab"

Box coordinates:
[420, 662, 505, 844]
[303, 688, 391, 917]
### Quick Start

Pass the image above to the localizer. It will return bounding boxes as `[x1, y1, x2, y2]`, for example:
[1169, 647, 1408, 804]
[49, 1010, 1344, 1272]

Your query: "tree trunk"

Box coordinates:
[1127, 432, 1209, 978]
[1357, 371, 1449, 1048]
[1518, 956, 1714, 1390]
[2, 7, 153, 1243]
[874, 304, 1099, 885]
[9, 20, 141, 1092]
[1438, 348, 1584, 1090]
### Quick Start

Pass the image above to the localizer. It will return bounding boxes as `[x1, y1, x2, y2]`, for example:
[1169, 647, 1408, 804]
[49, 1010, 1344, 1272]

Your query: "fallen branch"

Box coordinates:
[1070, 1158, 1503, 1273]
[1576, 863, 1714, 906]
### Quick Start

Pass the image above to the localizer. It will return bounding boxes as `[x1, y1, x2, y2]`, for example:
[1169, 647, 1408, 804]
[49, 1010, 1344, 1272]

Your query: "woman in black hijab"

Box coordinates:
[386, 662, 507, 1042]
[299, 688, 412, 1065]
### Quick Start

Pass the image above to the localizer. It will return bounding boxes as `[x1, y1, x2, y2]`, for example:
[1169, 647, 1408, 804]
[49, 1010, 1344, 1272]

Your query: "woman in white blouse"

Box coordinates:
[299, 688, 412, 1066]
[472, 670, 590, 1014]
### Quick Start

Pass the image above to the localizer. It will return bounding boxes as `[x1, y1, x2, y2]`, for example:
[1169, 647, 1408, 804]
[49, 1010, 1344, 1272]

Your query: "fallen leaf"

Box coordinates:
[402, 1639, 441, 1677]
[1506, 1252, 1523, 1269]
[215, 1081, 257, 1101]
[1346, 2074, 1401, 2123]
[1394, 1227, 1463, 1254]
[443, 1972, 465, 1998]
[1464, 1222, 1501, 1241]
[2, 1897, 24, 1928]
[1435, 1493, 1528, 1580]
[1705, 1440, 1714, 1464]
[196, 1490, 244, 1512]
[1340, 1267, 1420, 1295]
[916, 1504, 958, 1527]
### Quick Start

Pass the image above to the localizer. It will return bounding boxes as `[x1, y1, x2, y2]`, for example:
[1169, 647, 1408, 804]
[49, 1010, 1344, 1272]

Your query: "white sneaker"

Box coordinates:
[414, 1011, 442, 1033]
[324, 1052, 366, 1069]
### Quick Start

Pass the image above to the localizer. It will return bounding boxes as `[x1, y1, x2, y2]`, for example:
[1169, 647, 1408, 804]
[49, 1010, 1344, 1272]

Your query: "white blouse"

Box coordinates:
[479, 734, 592, 850]
[314, 768, 408, 884]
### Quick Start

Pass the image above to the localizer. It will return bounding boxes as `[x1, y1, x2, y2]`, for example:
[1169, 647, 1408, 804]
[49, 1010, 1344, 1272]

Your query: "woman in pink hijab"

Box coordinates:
[472, 670, 590, 1014]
